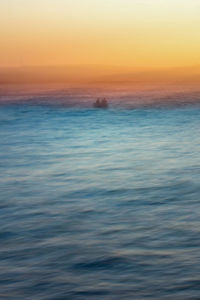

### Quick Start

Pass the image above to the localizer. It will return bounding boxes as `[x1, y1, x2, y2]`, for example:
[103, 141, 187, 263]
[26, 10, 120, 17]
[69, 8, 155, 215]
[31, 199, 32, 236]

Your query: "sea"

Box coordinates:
[1, 86, 200, 299]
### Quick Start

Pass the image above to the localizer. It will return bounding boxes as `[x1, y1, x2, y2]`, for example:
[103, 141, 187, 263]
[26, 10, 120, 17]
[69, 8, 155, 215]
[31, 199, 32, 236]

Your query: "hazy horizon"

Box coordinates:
[1, 0, 200, 90]
[1, 64, 200, 87]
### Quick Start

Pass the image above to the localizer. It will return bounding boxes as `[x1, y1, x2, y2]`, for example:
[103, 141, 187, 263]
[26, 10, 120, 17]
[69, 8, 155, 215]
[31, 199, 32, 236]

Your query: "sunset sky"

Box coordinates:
[1, 0, 200, 71]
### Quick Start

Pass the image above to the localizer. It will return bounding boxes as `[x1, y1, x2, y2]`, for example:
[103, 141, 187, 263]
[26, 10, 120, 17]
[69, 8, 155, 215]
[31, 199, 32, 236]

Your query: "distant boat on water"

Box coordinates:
[93, 98, 108, 109]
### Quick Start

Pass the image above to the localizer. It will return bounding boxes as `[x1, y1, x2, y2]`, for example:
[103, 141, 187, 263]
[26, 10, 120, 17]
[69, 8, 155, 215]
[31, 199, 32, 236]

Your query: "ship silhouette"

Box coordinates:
[93, 98, 108, 109]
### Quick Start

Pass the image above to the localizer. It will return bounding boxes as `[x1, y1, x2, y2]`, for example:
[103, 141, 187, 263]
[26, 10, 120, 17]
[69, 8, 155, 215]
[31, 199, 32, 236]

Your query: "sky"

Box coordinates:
[0, 0, 200, 71]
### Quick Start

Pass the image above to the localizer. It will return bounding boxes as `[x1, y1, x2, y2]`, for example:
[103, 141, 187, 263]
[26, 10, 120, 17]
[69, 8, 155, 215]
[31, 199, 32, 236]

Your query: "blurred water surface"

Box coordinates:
[1, 102, 200, 299]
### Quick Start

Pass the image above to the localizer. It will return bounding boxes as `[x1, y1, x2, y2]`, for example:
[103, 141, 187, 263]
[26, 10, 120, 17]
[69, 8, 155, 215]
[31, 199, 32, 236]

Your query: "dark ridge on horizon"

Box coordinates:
[1, 64, 200, 85]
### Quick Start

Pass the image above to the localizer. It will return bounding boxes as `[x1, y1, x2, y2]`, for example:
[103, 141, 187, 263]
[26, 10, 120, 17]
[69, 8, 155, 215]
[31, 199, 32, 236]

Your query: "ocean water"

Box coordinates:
[1, 98, 200, 299]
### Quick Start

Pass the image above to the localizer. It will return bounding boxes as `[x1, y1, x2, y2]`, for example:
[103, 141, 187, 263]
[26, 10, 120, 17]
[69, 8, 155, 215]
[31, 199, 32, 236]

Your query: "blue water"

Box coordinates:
[1, 103, 200, 299]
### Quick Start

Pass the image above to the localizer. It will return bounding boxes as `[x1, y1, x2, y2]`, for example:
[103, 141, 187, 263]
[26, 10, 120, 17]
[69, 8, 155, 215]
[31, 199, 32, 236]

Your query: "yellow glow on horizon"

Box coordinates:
[0, 0, 200, 70]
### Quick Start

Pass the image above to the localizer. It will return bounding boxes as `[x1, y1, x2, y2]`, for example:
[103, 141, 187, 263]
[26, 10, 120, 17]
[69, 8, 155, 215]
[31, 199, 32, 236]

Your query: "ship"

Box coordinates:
[93, 98, 108, 109]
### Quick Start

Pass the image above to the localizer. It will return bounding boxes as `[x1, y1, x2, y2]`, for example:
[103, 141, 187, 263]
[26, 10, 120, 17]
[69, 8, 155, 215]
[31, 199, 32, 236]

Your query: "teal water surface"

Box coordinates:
[1, 103, 200, 299]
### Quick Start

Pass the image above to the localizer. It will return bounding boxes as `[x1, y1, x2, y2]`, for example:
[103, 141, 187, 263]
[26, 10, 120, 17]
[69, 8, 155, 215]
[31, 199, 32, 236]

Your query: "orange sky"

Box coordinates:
[0, 0, 200, 71]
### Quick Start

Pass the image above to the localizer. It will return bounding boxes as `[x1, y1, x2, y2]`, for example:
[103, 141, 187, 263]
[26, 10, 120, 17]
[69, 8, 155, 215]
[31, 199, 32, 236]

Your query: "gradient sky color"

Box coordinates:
[1, 0, 200, 69]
